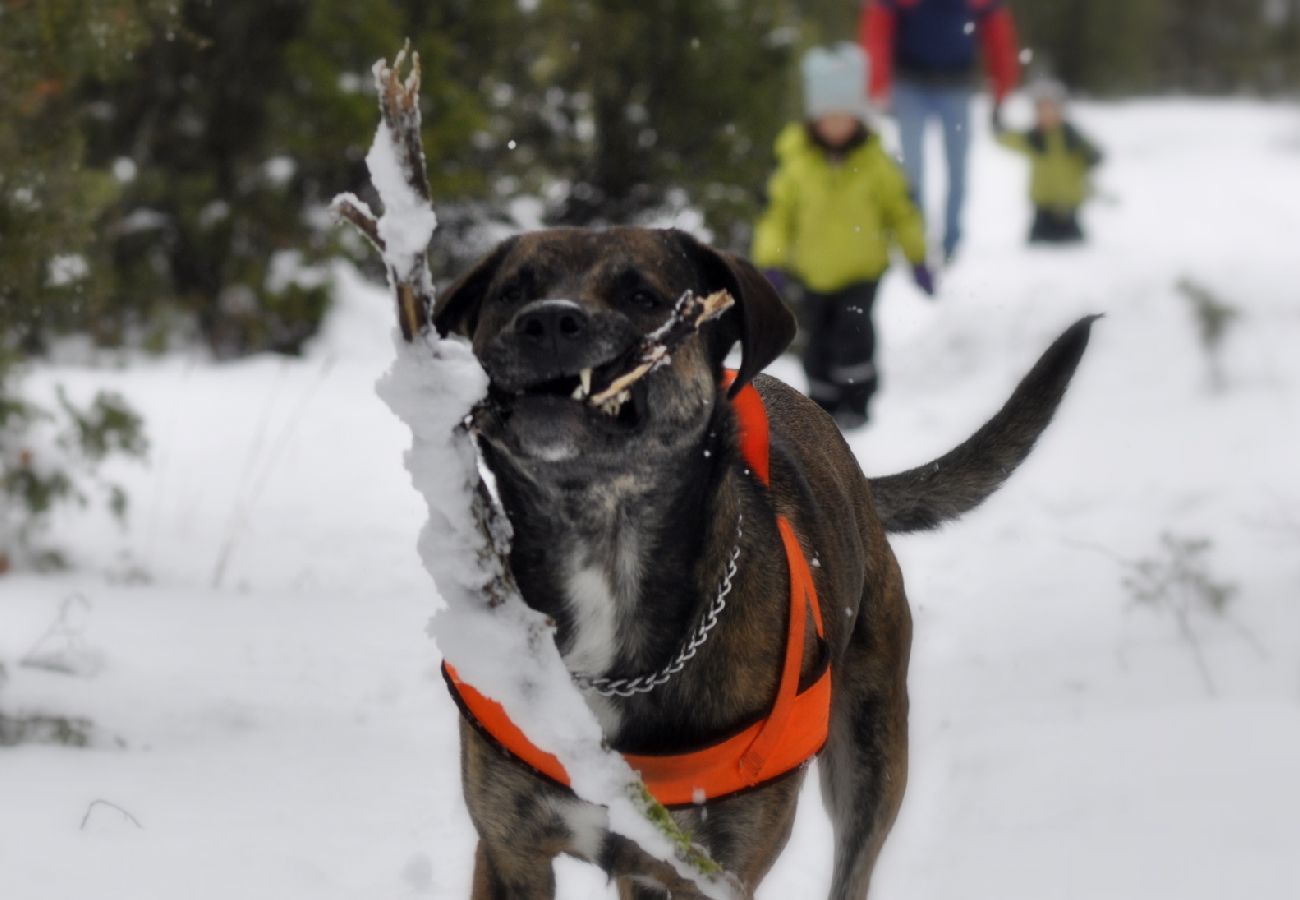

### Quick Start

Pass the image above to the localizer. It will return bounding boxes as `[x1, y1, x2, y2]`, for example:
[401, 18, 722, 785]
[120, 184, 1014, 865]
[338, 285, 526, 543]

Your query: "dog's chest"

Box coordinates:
[559, 534, 644, 731]
[560, 533, 642, 672]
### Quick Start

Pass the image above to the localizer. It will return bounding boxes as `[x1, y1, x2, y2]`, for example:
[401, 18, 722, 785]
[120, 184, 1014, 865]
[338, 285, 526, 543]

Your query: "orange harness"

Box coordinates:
[444, 377, 830, 807]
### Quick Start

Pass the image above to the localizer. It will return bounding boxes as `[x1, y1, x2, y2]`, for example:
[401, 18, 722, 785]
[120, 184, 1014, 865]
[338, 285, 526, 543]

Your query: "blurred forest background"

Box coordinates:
[1, 0, 1298, 362]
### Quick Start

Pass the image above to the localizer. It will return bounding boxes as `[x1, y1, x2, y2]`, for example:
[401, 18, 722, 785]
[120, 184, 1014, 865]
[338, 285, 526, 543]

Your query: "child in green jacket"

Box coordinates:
[993, 78, 1102, 243]
[753, 43, 933, 430]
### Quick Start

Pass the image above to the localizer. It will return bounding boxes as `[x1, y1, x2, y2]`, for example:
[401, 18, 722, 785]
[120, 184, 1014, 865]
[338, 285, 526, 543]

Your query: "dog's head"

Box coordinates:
[433, 227, 794, 479]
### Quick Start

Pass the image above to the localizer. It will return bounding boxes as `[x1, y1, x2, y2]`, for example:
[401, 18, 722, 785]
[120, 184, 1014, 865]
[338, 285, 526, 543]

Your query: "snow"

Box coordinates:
[365, 117, 436, 279]
[3, 99, 1300, 899]
[111, 157, 138, 183]
[262, 156, 296, 188]
[265, 249, 329, 294]
[45, 254, 90, 287]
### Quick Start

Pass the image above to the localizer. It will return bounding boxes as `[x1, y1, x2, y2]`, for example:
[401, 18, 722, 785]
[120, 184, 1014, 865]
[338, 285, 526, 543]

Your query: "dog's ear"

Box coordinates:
[672, 230, 795, 397]
[433, 237, 517, 338]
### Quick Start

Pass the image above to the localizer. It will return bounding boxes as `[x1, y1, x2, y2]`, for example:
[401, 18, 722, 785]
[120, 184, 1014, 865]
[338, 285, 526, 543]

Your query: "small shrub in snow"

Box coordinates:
[1121, 532, 1254, 696]
[1176, 277, 1240, 390]
[0, 366, 147, 572]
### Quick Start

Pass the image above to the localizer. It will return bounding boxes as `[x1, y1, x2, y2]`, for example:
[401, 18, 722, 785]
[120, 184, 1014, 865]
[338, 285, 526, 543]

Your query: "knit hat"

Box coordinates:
[1029, 77, 1068, 106]
[801, 43, 869, 120]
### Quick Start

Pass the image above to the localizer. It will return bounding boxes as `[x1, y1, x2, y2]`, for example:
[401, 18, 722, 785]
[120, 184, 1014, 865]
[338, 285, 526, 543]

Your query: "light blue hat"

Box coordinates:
[1029, 76, 1068, 105]
[801, 43, 870, 119]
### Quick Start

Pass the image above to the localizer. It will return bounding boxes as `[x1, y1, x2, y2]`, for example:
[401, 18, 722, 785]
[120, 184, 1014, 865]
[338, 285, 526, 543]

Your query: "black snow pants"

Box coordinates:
[1029, 206, 1084, 243]
[799, 280, 881, 421]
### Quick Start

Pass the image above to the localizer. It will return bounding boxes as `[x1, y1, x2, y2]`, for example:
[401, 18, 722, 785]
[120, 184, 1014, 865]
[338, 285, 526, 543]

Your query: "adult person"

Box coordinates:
[859, 0, 1021, 262]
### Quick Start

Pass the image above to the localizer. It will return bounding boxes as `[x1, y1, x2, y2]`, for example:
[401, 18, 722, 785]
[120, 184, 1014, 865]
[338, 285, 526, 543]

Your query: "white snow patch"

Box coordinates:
[2, 99, 1298, 900]
[112, 157, 137, 182]
[46, 254, 89, 287]
[265, 250, 329, 295]
[365, 124, 436, 279]
[263, 157, 296, 187]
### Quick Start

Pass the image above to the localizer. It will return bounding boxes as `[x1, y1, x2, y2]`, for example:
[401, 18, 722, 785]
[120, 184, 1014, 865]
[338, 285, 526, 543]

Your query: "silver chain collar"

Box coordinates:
[573, 516, 743, 698]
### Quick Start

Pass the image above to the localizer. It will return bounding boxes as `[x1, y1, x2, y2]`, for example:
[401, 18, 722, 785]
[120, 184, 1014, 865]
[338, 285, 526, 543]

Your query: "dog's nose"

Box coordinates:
[513, 302, 589, 352]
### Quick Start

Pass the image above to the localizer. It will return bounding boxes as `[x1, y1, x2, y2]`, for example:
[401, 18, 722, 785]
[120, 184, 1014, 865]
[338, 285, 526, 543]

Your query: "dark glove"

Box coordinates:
[761, 268, 788, 296]
[912, 263, 936, 297]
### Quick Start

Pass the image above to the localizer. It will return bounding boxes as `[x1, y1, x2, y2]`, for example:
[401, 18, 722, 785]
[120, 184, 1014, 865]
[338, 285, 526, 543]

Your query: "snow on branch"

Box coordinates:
[331, 41, 436, 342]
[331, 44, 738, 898]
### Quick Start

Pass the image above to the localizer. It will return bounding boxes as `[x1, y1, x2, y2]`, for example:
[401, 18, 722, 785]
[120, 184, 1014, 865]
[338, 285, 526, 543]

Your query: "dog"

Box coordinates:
[432, 226, 1095, 899]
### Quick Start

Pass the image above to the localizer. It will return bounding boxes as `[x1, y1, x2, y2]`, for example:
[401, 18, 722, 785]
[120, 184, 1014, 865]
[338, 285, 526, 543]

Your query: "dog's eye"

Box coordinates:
[497, 283, 526, 305]
[626, 288, 660, 311]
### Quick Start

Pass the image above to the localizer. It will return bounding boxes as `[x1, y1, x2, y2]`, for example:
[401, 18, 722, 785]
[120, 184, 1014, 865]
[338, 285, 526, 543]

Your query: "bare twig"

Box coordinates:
[333, 41, 435, 343]
[332, 45, 733, 894]
[374, 41, 431, 204]
[19, 592, 95, 675]
[80, 799, 143, 831]
[330, 193, 384, 253]
[588, 290, 734, 404]
[1167, 601, 1218, 697]
[373, 43, 433, 342]
[210, 353, 337, 589]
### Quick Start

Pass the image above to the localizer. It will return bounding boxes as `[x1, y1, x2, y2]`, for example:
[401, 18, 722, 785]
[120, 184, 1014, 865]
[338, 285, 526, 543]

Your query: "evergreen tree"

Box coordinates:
[0, 0, 159, 571]
[0, 0, 173, 352]
[1010, 0, 1300, 95]
[81, 0, 515, 357]
[515, 0, 804, 246]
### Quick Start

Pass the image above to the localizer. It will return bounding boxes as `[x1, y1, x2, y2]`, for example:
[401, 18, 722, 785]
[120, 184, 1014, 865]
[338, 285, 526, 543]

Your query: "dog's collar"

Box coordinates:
[443, 375, 832, 807]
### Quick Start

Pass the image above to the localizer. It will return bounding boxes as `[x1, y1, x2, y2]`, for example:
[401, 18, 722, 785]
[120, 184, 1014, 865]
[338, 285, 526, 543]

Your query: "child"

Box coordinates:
[993, 78, 1103, 243]
[752, 43, 933, 430]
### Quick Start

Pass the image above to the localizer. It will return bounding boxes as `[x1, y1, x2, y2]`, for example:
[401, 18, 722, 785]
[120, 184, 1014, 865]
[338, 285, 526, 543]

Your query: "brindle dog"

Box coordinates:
[433, 227, 1095, 900]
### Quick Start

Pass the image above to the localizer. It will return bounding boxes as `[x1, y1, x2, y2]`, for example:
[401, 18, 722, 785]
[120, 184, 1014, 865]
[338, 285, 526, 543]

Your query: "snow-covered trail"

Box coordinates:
[3, 100, 1300, 899]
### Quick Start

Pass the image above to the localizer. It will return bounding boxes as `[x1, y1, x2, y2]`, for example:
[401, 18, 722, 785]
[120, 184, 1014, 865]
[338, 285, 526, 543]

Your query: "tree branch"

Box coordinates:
[330, 193, 384, 254]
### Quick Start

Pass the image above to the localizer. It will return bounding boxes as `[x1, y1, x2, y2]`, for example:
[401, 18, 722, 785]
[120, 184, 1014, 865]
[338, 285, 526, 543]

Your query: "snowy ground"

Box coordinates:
[3, 99, 1300, 899]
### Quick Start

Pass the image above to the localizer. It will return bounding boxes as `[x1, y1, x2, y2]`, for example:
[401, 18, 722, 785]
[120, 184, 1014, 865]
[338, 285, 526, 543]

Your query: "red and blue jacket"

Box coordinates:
[859, 0, 1020, 102]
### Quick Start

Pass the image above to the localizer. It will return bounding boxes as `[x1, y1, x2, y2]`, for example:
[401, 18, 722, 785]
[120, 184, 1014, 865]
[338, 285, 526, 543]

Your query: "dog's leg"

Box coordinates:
[605, 834, 717, 900]
[607, 772, 804, 900]
[471, 840, 555, 900]
[819, 573, 913, 900]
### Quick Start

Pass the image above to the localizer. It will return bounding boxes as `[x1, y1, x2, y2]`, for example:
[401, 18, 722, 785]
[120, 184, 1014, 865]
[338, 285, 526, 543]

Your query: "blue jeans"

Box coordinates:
[892, 78, 971, 258]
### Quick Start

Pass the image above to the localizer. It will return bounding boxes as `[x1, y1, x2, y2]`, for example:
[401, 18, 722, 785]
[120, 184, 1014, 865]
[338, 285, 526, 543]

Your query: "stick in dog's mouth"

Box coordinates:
[578, 289, 735, 414]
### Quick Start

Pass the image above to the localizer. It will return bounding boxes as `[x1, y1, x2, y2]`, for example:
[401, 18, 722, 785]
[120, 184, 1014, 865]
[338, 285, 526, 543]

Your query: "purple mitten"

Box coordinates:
[762, 268, 787, 296]
[912, 263, 936, 297]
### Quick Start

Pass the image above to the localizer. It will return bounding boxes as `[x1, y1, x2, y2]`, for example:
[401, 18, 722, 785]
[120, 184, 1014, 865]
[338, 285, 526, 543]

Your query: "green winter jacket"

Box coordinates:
[996, 123, 1102, 213]
[752, 123, 926, 293]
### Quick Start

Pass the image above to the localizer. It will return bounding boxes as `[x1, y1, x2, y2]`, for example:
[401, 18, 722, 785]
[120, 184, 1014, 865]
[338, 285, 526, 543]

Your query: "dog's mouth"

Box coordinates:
[487, 360, 648, 432]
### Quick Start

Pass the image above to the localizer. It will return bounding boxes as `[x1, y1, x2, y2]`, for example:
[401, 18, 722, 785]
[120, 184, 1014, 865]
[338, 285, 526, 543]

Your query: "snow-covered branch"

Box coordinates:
[331, 45, 737, 898]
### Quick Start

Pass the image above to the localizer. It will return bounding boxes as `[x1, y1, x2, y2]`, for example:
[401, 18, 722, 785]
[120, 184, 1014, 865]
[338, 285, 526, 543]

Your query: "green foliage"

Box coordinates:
[1011, 0, 1300, 95]
[0, 712, 98, 748]
[1123, 533, 1237, 617]
[0, 0, 174, 352]
[1121, 533, 1249, 696]
[514, 1, 803, 243]
[6, 0, 1297, 364]
[0, 366, 148, 571]
[70, 0, 526, 357]
[1176, 276, 1240, 389]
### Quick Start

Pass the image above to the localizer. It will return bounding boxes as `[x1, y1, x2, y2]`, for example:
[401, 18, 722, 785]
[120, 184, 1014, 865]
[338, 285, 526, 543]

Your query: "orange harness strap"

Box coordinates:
[445, 376, 831, 807]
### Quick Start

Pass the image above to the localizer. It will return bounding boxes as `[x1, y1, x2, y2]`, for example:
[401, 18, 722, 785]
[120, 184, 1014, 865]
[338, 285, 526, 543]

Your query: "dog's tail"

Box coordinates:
[869, 315, 1099, 533]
